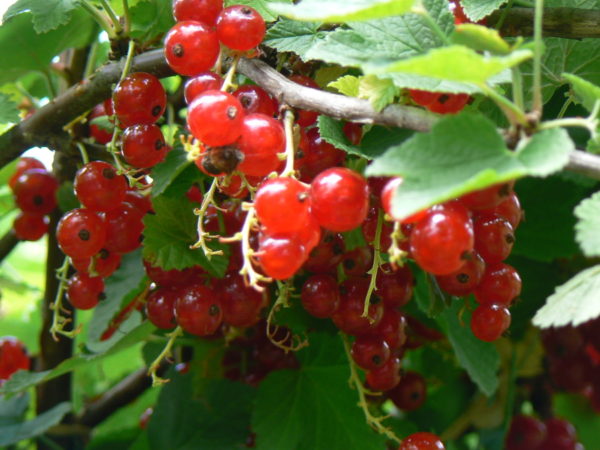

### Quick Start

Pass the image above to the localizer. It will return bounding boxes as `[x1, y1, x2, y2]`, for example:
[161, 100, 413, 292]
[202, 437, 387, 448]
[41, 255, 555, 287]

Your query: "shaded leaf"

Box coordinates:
[575, 191, 600, 257]
[3, 0, 79, 33]
[0, 402, 71, 446]
[563, 73, 600, 112]
[264, 18, 324, 55]
[0, 93, 20, 124]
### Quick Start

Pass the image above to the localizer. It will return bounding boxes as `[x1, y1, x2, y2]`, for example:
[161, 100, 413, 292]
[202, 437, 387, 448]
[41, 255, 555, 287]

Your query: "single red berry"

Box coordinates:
[460, 181, 515, 211]
[505, 415, 547, 450]
[184, 71, 223, 103]
[216, 5, 265, 51]
[388, 371, 427, 411]
[164, 21, 220, 76]
[303, 231, 345, 273]
[427, 93, 470, 114]
[361, 206, 393, 250]
[474, 263, 521, 306]
[473, 213, 515, 264]
[124, 190, 153, 215]
[89, 102, 114, 144]
[67, 272, 105, 310]
[471, 303, 511, 342]
[146, 287, 179, 329]
[408, 89, 440, 107]
[12, 168, 58, 214]
[233, 85, 278, 117]
[543, 418, 577, 448]
[343, 122, 363, 145]
[175, 283, 222, 336]
[173, 0, 223, 26]
[376, 263, 414, 308]
[351, 335, 391, 371]
[255, 177, 311, 234]
[122, 124, 168, 168]
[400, 432, 445, 450]
[409, 201, 474, 275]
[372, 308, 407, 350]
[332, 277, 383, 335]
[236, 113, 285, 177]
[13, 212, 48, 241]
[435, 251, 485, 297]
[0, 337, 30, 380]
[187, 90, 245, 147]
[113, 72, 166, 128]
[301, 274, 340, 318]
[480, 191, 522, 230]
[216, 272, 266, 327]
[342, 246, 373, 277]
[298, 127, 346, 181]
[381, 177, 427, 224]
[143, 260, 205, 287]
[103, 203, 145, 254]
[310, 167, 370, 232]
[366, 355, 401, 391]
[74, 161, 128, 211]
[289, 75, 319, 127]
[8, 157, 45, 190]
[57, 209, 107, 259]
[257, 234, 306, 280]
[71, 248, 122, 278]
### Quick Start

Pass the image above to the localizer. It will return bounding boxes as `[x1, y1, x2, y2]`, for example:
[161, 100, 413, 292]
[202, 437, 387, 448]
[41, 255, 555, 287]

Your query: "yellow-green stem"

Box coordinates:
[532, 0, 544, 113]
[279, 109, 298, 178]
[191, 178, 223, 257]
[362, 209, 383, 318]
[148, 326, 183, 386]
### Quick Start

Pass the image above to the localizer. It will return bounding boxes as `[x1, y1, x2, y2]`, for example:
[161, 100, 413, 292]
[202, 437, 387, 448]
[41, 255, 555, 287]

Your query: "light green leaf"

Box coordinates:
[575, 192, 600, 257]
[359, 75, 399, 111]
[533, 265, 600, 328]
[0, 93, 20, 124]
[3, 0, 79, 33]
[129, 0, 175, 42]
[264, 18, 324, 55]
[0, 402, 71, 446]
[227, 0, 293, 21]
[366, 46, 532, 85]
[317, 115, 362, 157]
[269, 0, 416, 23]
[451, 24, 511, 55]
[460, 0, 507, 22]
[366, 114, 572, 220]
[56, 181, 80, 212]
[563, 73, 600, 112]
[328, 75, 361, 97]
[515, 128, 573, 177]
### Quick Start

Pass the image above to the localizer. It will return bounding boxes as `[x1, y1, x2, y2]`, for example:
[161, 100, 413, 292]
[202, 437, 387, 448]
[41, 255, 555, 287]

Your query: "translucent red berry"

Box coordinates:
[216, 272, 266, 328]
[376, 263, 414, 308]
[460, 181, 514, 211]
[0, 337, 30, 380]
[366, 355, 401, 391]
[12, 168, 58, 214]
[146, 287, 179, 329]
[471, 303, 511, 342]
[236, 113, 285, 177]
[332, 277, 383, 336]
[351, 335, 391, 371]
[122, 124, 168, 168]
[388, 371, 427, 411]
[257, 235, 306, 280]
[67, 272, 105, 310]
[372, 308, 407, 350]
[505, 415, 547, 450]
[13, 212, 48, 241]
[8, 157, 45, 189]
[164, 21, 220, 76]
[409, 89, 469, 114]
[473, 213, 515, 263]
[175, 283, 222, 336]
[381, 177, 427, 224]
[301, 274, 340, 318]
[303, 231, 345, 273]
[233, 85, 278, 117]
[74, 161, 128, 211]
[143, 260, 205, 287]
[184, 71, 223, 103]
[187, 90, 245, 147]
[480, 191, 522, 230]
[173, 0, 223, 26]
[255, 177, 311, 234]
[57, 209, 107, 259]
[400, 432, 445, 450]
[298, 127, 345, 181]
[435, 251, 485, 297]
[103, 203, 145, 254]
[474, 263, 521, 306]
[113, 72, 166, 128]
[71, 248, 122, 279]
[216, 5, 265, 51]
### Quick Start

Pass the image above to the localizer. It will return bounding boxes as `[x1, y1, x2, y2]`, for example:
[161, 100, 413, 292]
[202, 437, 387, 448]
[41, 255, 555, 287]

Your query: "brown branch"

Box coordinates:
[0, 229, 18, 263]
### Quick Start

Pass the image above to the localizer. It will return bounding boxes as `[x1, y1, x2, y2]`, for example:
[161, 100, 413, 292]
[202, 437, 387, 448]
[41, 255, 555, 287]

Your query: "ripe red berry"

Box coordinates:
[381, 177, 427, 224]
[474, 263, 521, 306]
[236, 113, 285, 176]
[13, 168, 58, 214]
[435, 251, 485, 297]
[388, 371, 427, 411]
[172, 0, 223, 26]
[473, 213, 515, 263]
[143, 260, 205, 287]
[57, 209, 107, 259]
[233, 85, 278, 117]
[400, 432, 445, 450]
[480, 191, 522, 230]
[216, 272, 266, 328]
[124, 190, 153, 215]
[544, 418, 577, 448]
[113, 72, 166, 128]
[310, 168, 369, 232]
[303, 231, 345, 273]
[332, 277, 383, 336]
[0, 337, 30, 380]
[103, 203, 145, 254]
[184, 71, 223, 103]
[460, 181, 514, 211]
[187, 90, 245, 147]
[375, 263, 414, 308]
[146, 287, 179, 329]
[351, 335, 391, 371]
[366, 355, 401, 391]
[471, 303, 511, 342]
[343, 122, 363, 145]
[216, 5, 265, 51]
[298, 127, 346, 181]
[257, 235, 306, 280]
[409, 201, 474, 275]
[175, 283, 223, 336]
[8, 157, 45, 189]
[372, 308, 407, 350]
[342, 246, 373, 277]
[164, 21, 220, 76]
[67, 272, 105, 310]
[505, 415, 547, 450]
[301, 274, 340, 318]
[13, 212, 48, 241]
[255, 177, 311, 234]
[71, 248, 122, 278]
[409, 89, 469, 114]
[122, 124, 168, 168]
[361, 206, 393, 250]
[74, 161, 128, 211]
[89, 102, 114, 144]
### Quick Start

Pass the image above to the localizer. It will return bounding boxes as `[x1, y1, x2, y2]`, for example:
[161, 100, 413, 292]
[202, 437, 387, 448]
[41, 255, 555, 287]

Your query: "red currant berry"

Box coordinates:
[74, 161, 128, 211]
[13, 212, 48, 241]
[89, 102, 114, 144]
[332, 277, 383, 335]
[372, 308, 407, 350]
[67, 272, 105, 310]
[343, 122, 363, 145]
[298, 127, 346, 181]
[376, 263, 414, 308]
[460, 181, 514, 211]
[122, 124, 168, 168]
[435, 251, 485, 297]
[124, 190, 153, 215]
[233, 85, 278, 117]
[0, 337, 30, 380]
[301, 274, 340, 318]
[295, 215, 322, 256]
[13, 169, 58, 214]
[310, 168, 369, 232]
[236, 113, 285, 177]
[216, 6, 265, 51]
[303, 231, 345, 273]
[257, 234, 306, 280]
[164, 21, 220, 76]
[113, 72, 166, 128]
[505, 415, 547, 450]
[187, 90, 244, 147]
[289, 75, 319, 127]
[351, 335, 390, 371]
[541, 326, 584, 360]
[381, 177, 427, 224]
[146, 287, 179, 329]
[143, 260, 205, 287]
[473, 213, 515, 263]
[341, 246, 373, 277]
[409, 201, 474, 275]
[72, 248, 122, 278]
[184, 71, 223, 103]
[366, 355, 401, 391]
[216, 272, 266, 327]
[361, 207, 393, 250]
[474, 263, 521, 306]
[471, 303, 511, 342]
[173, 0, 223, 26]
[255, 177, 311, 234]
[57, 209, 107, 259]
[175, 283, 222, 336]
[388, 371, 427, 411]
[544, 418, 577, 448]
[103, 203, 145, 254]
[480, 191, 522, 230]
[8, 157, 45, 189]
[400, 432, 445, 450]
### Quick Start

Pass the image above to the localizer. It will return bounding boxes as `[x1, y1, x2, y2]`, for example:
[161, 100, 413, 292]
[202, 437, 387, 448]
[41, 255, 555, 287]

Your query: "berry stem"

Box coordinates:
[239, 205, 271, 290]
[387, 221, 408, 267]
[340, 333, 401, 444]
[266, 280, 309, 352]
[121, 0, 131, 35]
[362, 209, 383, 318]
[49, 258, 81, 341]
[532, 0, 544, 114]
[147, 325, 183, 386]
[75, 142, 90, 165]
[191, 178, 224, 257]
[279, 108, 298, 178]
[220, 55, 241, 93]
[120, 39, 137, 82]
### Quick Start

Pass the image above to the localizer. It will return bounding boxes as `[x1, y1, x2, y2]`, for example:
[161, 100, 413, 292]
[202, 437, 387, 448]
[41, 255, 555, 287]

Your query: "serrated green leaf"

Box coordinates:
[451, 24, 511, 55]
[151, 148, 192, 198]
[437, 300, 500, 396]
[142, 196, 228, 276]
[359, 74, 399, 111]
[533, 265, 600, 328]
[3, 0, 79, 33]
[264, 18, 324, 55]
[0, 402, 71, 446]
[359, 125, 414, 159]
[253, 333, 386, 450]
[317, 115, 363, 157]
[0, 93, 20, 124]
[366, 114, 571, 220]
[366, 46, 532, 85]
[515, 128, 573, 177]
[328, 75, 360, 97]
[226, 0, 292, 21]
[269, 0, 416, 23]
[129, 0, 174, 42]
[575, 191, 600, 257]
[460, 0, 507, 22]
[563, 73, 600, 112]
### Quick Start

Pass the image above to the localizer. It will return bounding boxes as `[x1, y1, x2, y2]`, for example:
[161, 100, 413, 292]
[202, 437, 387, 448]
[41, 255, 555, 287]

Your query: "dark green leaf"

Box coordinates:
[151, 148, 193, 198]
[269, 0, 416, 22]
[0, 402, 70, 446]
[317, 115, 362, 157]
[0, 393, 29, 426]
[56, 181, 79, 212]
[359, 125, 413, 159]
[3, 0, 79, 33]
[129, 0, 175, 42]
[0, 93, 20, 124]
[575, 191, 600, 257]
[264, 18, 324, 55]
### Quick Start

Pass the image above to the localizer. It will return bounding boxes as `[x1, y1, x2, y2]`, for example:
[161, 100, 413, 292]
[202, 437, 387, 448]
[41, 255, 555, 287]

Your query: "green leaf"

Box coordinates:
[3, 0, 79, 33]
[226, 0, 293, 21]
[317, 115, 362, 157]
[366, 114, 572, 220]
[575, 191, 600, 257]
[366, 46, 532, 85]
[89, 115, 113, 133]
[437, 300, 500, 396]
[142, 196, 228, 276]
[328, 75, 360, 97]
[0, 93, 20, 124]
[533, 265, 600, 328]
[129, 0, 175, 42]
[460, 0, 507, 22]
[0, 393, 29, 426]
[0, 402, 71, 446]
[151, 148, 192, 198]
[451, 24, 511, 55]
[359, 74, 399, 111]
[264, 18, 324, 55]
[269, 0, 416, 23]
[253, 333, 386, 450]
[414, 270, 447, 317]
[359, 125, 413, 159]
[56, 181, 80, 212]
[563, 73, 600, 112]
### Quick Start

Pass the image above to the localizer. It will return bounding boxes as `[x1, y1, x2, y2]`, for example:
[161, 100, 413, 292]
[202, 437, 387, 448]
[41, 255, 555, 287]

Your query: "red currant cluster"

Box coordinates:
[382, 179, 522, 342]
[506, 415, 582, 450]
[542, 318, 600, 412]
[8, 157, 58, 241]
[0, 336, 30, 384]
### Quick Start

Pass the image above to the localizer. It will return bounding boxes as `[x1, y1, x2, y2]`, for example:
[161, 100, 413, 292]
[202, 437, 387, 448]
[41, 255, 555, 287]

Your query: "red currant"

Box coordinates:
[372, 308, 407, 350]
[216, 272, 266, 327]
[122, 124, 168, 168]
[399, 432, 445, 450]
[164, 21, 220, 76]
[388, 371, 427, 411]
[480, 191, 522, 230]
[470, 303, 511, 342]
[505, 415, 547, 450]
[351, 335, 390, 371]
[175, 283, 222, 336]
[67, 272, 105, 310]
[187, 90, 244, 147]
[257, 234, 306, 280]
[103, 203, 145, 254]
[435, 251, 485, 297]
[74, 161, 128, 211]
[173, 0, 223, 26]
[381, 177, 427, 224]
[343, 122, 363, 145]
[12, 168, 58, 214]
[301, 274, 340, 318]
[71, 248, 122, 278]
[0, 337, 30, 380]
[298, 127, 346, 181]
[376, 263, 414, 308]
[255, 177, 311, 234]
[236, 113, 285, 176]
[460, 181, 514, 210]
[184, 71, 223, 103]
[233, 85, 278, 117]
[474, 263, 521, 306]
[13, 212, 48, 241]
[146, 287, 179, 329]
[143, 260, 205, 287]
[332, 277, 383, 335]
[303, 231, 345, 273]
[8, 157, 45, 190]
[366, 355, 401, 391]
[113, 72, 166, 128]
[57, 209, 107, 259]
[216, 6, 265, 51]
[473, 213, 515, 263]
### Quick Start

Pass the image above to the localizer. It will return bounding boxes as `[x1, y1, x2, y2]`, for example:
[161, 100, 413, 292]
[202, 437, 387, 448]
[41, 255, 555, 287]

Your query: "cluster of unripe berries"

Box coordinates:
[0, 336, 30, 384]
[8, 157, 58, 241]
[506, 415, 582, 450]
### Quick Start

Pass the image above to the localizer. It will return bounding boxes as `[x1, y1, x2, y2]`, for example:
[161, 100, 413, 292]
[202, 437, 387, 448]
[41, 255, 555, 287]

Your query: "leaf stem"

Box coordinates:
[556, 96, 573, 119]
[76, 142, 90, 165]
[511, 67, 525, 112]
[122, 0, 131, 35]
[480, 84, 528, 126]
[120, 39, 137, 82]
[98, 0, 123, 36]
[495, 0, 515, 31]
[220, 55, 241, 93]
[538, 117, 598, 131]
[362, 209, 383, 318]
[83, 40, 100, 79]
[79, 0, 117, 39]
[147, 326, 183, 386]
[279, 108, 298, 178]
[532, 0, 544, 114]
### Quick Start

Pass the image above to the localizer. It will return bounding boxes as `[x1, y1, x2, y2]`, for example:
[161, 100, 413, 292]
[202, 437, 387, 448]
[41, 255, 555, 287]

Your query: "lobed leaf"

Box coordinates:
[3, 0, 79, 33]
